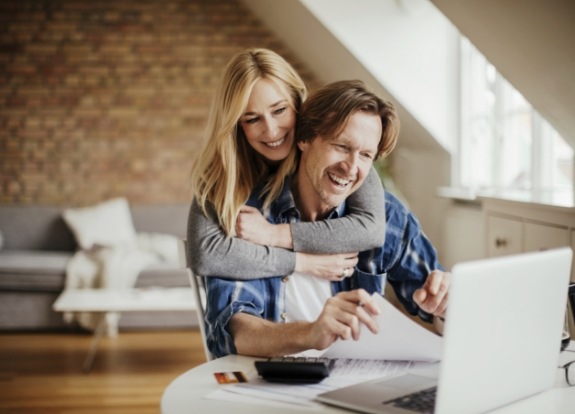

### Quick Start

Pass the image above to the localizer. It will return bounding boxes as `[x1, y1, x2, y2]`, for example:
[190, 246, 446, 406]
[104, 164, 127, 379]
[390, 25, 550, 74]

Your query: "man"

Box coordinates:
[205, 80, 449, 358]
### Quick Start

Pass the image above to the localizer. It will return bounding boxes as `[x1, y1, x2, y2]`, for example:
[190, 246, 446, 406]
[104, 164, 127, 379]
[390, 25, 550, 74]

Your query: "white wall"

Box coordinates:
[301, 0, 457, 153]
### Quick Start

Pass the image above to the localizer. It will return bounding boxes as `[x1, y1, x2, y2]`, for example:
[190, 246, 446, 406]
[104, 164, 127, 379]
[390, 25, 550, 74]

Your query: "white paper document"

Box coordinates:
[206, 359, 417, 410]
[320, 293, 443, 361]
[206, 294, 444, 409]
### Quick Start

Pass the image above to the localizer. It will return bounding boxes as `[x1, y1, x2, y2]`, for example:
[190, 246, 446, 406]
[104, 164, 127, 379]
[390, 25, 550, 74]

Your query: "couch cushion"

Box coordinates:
[0, 206, 76, 251]
[0, 291, 71, 330]
[63, 198, 138, 250]
[0, 250, 70, 291]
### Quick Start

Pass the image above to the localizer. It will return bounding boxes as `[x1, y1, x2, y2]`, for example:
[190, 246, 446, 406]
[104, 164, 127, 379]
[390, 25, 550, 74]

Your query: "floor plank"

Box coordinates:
[0, 330, 206, 414]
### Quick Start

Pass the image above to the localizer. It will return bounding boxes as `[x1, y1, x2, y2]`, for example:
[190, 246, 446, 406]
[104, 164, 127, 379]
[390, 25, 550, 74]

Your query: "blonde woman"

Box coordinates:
[188, 48, 395, 280]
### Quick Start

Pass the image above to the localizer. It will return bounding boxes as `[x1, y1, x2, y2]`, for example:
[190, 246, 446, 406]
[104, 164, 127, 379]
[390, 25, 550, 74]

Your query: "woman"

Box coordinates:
[188, 48, 397, 280]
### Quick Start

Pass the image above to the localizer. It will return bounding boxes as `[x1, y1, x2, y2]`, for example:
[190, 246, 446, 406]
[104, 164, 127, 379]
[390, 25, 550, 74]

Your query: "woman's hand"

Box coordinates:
[295, 252, 359, 281]
[236, 206, 293, 248]
[236, 205, 359, 281]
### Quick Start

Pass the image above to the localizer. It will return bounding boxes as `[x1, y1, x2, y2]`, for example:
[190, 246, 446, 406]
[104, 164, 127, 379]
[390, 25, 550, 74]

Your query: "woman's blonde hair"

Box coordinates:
[191, 48, 308, 236]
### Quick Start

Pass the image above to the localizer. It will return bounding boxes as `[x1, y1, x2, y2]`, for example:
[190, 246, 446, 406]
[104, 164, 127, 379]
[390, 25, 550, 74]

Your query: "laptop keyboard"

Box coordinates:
[385, 386, 437, 413]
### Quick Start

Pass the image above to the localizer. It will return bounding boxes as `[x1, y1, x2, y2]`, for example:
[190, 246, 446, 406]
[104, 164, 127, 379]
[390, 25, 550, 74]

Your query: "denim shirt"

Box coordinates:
[204, 178, 444, 358]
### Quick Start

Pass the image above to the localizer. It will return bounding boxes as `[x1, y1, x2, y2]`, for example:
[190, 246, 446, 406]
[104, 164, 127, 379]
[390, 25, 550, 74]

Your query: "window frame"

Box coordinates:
[456, 35, 574, 199]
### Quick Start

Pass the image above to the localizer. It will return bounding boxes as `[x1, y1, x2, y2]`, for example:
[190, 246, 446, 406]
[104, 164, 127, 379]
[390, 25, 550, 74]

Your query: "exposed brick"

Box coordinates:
[44, 22, 78, 33]
[7, 64, 37, 75]
[6, 181, 22, 195]
[99, 44, 131, 55]
[25, 44, 60, 55]
[0, 0, 319, 207]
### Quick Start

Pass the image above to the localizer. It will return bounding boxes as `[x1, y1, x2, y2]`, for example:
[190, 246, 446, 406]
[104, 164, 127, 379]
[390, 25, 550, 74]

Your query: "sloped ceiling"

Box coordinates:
[240, 0, 447, 153]
[431, 0, 575, 148]
[243, 0, 575, 150]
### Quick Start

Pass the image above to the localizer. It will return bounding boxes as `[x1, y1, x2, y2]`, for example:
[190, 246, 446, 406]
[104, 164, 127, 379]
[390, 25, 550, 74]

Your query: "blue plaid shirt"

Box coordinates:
[204, 178, 444, 358]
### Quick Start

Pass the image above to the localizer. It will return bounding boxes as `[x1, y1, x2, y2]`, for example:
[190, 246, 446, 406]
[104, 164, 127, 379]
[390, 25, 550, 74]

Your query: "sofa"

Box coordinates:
[0, 201, 196, 331]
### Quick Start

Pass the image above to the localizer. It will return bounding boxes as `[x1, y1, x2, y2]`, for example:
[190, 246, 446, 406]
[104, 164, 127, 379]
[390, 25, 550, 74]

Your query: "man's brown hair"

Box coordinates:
[296, 80, 399, 160]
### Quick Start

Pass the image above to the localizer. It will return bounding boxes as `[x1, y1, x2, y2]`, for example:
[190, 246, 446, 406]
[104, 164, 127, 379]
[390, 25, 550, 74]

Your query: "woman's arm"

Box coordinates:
[189, 166, 385, 279]
[188, 200, 360, 280]
[289, 166, 386, 253]
[187, 200, 296, 278]
[235, 167, 386, 252]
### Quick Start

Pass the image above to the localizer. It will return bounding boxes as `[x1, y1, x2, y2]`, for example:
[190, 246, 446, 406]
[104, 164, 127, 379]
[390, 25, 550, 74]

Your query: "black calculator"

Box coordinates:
[254, 356, 335, 383]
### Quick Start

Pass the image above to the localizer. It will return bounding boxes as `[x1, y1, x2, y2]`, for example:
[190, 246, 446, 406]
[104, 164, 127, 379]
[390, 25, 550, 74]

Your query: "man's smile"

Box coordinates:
[328, 171, 353, 187]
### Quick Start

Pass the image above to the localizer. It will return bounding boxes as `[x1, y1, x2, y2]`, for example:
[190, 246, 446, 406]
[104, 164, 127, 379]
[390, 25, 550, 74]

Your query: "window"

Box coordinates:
[458, 37, 573, 201]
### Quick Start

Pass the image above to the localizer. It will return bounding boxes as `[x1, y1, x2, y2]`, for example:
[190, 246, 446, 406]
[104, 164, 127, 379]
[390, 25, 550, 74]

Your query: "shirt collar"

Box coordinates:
[269, 174, 347, 221]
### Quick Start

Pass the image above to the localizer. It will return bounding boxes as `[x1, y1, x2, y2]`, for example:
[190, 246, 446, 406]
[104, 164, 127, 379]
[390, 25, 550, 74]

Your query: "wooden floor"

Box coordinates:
[0, 329, 207, 414]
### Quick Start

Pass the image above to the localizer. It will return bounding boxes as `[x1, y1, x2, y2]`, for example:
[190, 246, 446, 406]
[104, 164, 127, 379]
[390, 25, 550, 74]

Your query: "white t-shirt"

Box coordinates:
[284, 271, 332, 323]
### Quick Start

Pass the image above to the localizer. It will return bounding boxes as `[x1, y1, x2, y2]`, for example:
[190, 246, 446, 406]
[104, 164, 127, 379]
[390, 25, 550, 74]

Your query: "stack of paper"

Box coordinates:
[207, 294, 443, 409]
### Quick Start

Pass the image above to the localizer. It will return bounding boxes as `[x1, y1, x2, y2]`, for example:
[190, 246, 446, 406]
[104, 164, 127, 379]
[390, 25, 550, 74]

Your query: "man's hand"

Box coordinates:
[230, 289, 380, 357]
[235, 206, 293, 248]
[306, 289, 380, 350]
[295, 252, 359, 281]
[413, 270, 450, 318]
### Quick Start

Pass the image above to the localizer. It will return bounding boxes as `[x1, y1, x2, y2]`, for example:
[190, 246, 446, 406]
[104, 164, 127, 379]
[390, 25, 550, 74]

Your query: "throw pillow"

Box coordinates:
[63, 198, 138, 250]
[137, 232, 180, 264]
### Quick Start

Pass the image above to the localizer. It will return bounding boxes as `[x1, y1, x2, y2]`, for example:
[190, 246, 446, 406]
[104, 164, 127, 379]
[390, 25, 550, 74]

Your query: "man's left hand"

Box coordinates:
[413, 270, 450, 318]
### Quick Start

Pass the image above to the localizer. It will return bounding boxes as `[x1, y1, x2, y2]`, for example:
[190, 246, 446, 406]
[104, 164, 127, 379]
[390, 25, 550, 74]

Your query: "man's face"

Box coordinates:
[297, 111, 382, 219]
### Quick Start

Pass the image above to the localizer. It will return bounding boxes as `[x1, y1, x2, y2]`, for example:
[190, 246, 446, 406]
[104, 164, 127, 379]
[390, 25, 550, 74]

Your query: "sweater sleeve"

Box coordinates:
[186, 200, 296, 278]
[289, 166, 386, 253]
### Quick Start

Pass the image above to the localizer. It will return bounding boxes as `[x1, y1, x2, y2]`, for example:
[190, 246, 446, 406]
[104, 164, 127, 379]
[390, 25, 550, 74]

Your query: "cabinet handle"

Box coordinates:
[495, 238, 507, 248]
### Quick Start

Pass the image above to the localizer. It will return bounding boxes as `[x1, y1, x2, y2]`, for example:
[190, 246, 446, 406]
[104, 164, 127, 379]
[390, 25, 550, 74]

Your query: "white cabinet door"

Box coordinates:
[442, 205, 485, 269]
[524, 222, 569, 252]
[486, 215, 522, 257]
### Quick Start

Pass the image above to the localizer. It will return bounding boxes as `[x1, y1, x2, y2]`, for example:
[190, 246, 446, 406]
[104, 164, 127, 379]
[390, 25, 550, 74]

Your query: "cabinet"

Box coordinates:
[486, 214, 571, 258]
[524, 222, 570, 252]
[438, 191, 575, 335]
[440, 201, 485, 269]
[486, 215, 522, 257]
[484, 198, 574, 279]
[483, 197, 575, 335]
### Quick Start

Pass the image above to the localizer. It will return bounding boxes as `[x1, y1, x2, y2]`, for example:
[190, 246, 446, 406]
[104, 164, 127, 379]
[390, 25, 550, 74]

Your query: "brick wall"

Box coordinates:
[0, 0, 319, 206]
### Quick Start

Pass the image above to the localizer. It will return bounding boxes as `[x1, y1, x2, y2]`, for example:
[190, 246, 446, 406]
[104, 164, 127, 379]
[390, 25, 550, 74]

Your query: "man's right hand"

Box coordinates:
[306, 289, 380, 350]
[295, 252, 359, 281]
[229, 289, 380, 357]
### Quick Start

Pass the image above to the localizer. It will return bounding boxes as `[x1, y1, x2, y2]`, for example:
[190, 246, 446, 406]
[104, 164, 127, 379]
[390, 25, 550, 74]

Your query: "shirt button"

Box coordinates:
[281, 312, 287, 320]
[282, 276, 290, 283]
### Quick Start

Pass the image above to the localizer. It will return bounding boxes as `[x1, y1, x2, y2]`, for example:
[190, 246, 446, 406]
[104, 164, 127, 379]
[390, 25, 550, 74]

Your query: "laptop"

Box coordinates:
[317, 247, 573, 414]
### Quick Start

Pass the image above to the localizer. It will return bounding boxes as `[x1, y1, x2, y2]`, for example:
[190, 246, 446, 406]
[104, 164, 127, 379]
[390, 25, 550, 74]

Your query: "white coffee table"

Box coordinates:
[53, 287, 197, 372]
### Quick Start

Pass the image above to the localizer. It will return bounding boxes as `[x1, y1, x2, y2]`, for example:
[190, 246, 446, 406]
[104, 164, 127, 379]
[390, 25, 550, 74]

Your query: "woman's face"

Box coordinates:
[239, 78, 296, 164]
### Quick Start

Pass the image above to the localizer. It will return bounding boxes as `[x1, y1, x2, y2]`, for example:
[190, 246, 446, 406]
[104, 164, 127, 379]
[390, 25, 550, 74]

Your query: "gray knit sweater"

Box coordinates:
[186, 167, 385, 279]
